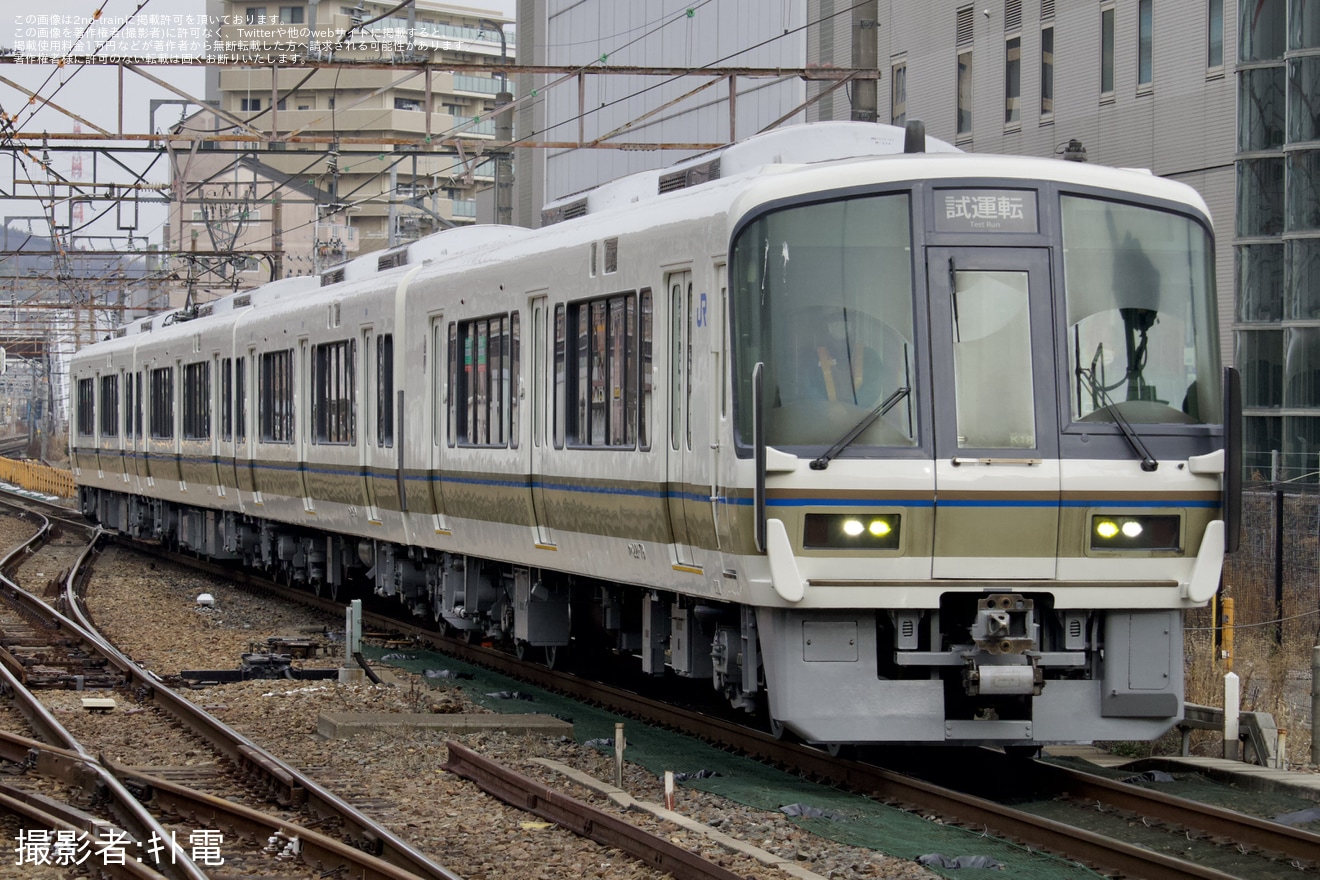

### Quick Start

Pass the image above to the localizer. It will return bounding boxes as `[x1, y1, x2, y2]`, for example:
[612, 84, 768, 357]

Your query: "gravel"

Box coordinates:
[53, 544, 938, 880]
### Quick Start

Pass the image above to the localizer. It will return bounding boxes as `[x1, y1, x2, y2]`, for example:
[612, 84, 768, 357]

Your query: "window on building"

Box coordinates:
[244, 7, 265, 25]
[394, 97, 423, 112]
[1041, 26, 1055, 118]
[1138, 0, 1153, 88]
[553, 294, 642, 448]
[956, 6, 974, 138]
[182, 362, 211, 440]
[1101, 5, 1115, 97]
[1207, 0, 1223, 68]
[241, 98, 262, 112]
[377, 334, 394, 447]
[260, 349, 294, 443]
[150, 367, 174, 440]
[891, 59, 907, 126]
[957, 51, 973, 136]
[278, 5, 304, 24]
[1004, 0, 1023, 127]
[451, 314, 518, 447]
[312, 340, 355, 445]
[76, 378, 94, 437]
[220, 358, 233, 441]
[1005, 36, 1022, 124]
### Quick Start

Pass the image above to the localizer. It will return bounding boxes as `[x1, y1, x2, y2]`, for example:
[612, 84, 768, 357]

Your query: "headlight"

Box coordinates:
[804, 513, 901, 549]
[1090, 515, 1180, 551]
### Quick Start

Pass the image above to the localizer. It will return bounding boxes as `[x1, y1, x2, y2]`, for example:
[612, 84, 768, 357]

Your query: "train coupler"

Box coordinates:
[969, 593, 1038, 655]
[962, 654, 1044, 697]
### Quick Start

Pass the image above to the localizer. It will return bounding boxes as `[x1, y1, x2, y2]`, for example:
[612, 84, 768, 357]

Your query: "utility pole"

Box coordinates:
[271, 194, 283, 281]
[851, 1, 878, 122]
[481, 19, 513, 225]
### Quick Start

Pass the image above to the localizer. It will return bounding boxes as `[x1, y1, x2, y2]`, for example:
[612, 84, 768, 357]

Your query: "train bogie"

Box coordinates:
[71, 122, 1236, 747]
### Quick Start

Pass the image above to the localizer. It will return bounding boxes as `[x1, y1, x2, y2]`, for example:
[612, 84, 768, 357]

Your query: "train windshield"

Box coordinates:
[730, 193, 918, 451]
[1062, 196, 1221, 425]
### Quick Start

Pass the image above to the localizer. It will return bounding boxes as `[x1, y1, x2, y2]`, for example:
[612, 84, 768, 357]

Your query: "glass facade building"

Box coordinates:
[1237, 0, 1320, 478]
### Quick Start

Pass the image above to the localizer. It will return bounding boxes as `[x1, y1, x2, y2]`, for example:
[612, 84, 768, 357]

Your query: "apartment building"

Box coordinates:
[170, 0, 513, 296]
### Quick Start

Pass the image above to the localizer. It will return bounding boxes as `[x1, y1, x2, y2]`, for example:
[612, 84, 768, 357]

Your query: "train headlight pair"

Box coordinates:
[1090, 515, 1181, 551]
[804, 513, 900, 549]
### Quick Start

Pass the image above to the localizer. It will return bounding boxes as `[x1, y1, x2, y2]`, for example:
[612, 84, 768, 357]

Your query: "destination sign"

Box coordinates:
[934, 189, 1038, 234]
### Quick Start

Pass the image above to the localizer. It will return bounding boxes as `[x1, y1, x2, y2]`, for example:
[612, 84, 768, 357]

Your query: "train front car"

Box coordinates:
[728, 153, 1229, 747]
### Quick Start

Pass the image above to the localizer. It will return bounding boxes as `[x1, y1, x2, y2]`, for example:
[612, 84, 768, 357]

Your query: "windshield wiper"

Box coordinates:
[810, 387, 911, 470]
[1076, 368, 1158, 472]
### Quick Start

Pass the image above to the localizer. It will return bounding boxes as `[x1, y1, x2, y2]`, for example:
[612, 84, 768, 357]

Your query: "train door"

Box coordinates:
[213, 354, 227, 499]
[360, 326, 381, 523]
[528, 293, 554, 546]
[428, 315, 449, 533]
[297, 338, 315, 514]
[710, 267, 735, 564]
[666, 270, 697, 569]
[926, 247, 1060, 579]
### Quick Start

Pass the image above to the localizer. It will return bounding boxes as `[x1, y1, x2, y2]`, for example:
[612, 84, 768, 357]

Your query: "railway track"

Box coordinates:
[0, 503, 464, 880]
[0, 495, 789, 880]
[126, 538, 1319, 880]
[0, 435, 29, 459]
[8, 490, 1315, 879]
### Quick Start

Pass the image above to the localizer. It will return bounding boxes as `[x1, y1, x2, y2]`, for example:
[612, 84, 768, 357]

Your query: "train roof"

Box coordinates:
[90, 122, 1211, 354]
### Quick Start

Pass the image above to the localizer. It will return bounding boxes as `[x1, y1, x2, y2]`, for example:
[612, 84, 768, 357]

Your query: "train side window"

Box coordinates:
[259, 350, 294, 443]
[130, 374, 143, 438]
[123, 373, 135, 439]
[453, 313, 516, 447]
[150, 367, 174, 440]
[99, 375, 118, 438]
[182, 362, 211, 440]
[312, 340, 355, 445]
[220, 358, 233, 441]
[510, 312, 520, 449]
[564, 292, 638, 448]
[235, 358, 247, 443]
[76, 378, 94, 437]
[377, 333, 394, 448]
[445, 322, 456, 447]
[640, 288, 652, 451]
[553, 304, 566, 449]
[671, 283, 682, 451]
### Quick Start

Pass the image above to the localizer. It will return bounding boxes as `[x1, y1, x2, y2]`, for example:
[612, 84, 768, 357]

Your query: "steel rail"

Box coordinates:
[105, 762, 439, 880]
[0, 528, 205, 879]
[0, 729, 431, 880]
[1027, 761, 1320, 866]
[442, 741, 747, 880]
[0, 783, 161, 880]
[60, 532, 465, 880]
[117, 535, 1297, 880]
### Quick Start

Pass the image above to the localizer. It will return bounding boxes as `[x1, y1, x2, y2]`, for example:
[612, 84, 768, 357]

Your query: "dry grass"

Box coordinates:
[1181, 495, 1320, 767]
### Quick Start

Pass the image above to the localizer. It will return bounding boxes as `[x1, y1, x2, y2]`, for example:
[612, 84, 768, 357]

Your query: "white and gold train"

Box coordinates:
[71, 122, 1239, 748]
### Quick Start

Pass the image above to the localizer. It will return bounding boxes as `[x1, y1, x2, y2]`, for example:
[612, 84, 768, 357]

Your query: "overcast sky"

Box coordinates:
[0, 0, 516, 246]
